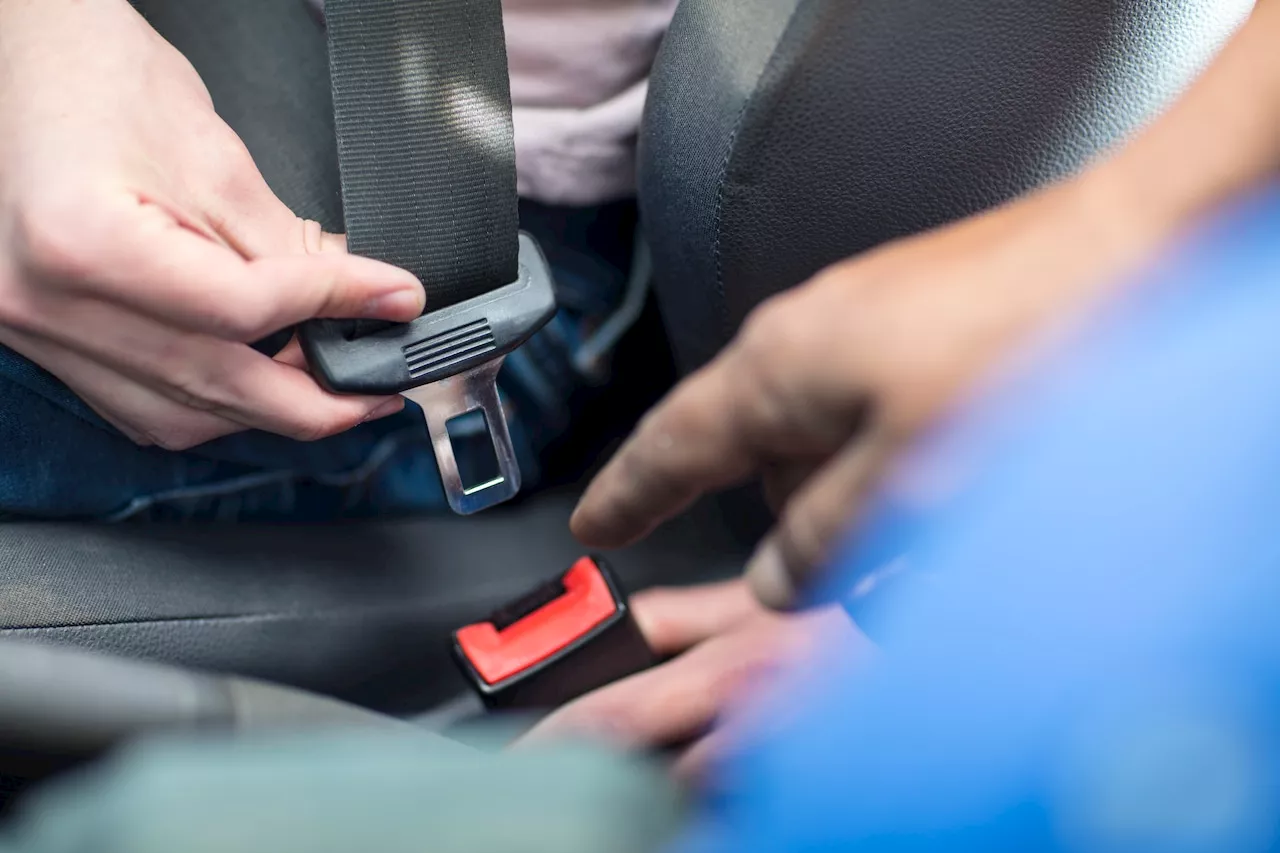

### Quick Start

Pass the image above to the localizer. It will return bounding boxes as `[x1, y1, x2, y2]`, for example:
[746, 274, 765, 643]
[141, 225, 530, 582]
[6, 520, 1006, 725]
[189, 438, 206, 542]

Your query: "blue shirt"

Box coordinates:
[679, 186, 1280, 853]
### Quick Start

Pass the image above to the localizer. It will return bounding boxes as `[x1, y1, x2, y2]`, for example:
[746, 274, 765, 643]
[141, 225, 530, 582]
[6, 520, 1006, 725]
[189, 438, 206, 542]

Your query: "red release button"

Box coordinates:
[456, 557, 618, 686]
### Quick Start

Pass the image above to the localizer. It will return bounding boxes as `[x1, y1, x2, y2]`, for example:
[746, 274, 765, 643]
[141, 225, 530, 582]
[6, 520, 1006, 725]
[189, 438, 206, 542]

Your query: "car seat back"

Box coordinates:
[640, 0, 1252, 371]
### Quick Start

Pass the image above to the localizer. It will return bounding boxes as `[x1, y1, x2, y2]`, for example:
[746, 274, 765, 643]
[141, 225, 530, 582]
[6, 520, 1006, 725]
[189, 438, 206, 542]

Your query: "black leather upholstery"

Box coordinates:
[641, 0, 1252, 372]
[0, 492, 744, 714]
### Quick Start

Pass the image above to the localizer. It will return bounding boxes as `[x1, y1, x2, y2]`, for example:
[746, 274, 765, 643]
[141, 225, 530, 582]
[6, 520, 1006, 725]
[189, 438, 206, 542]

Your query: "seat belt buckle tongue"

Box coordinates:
[452, 557, 656, 710]
[300, 233, 557, 515]
[404, 358, 516, 516]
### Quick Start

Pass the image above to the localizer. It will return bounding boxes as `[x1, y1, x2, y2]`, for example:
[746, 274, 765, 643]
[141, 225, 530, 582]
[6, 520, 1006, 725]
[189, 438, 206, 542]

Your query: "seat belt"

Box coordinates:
[300, 0, 556, 515]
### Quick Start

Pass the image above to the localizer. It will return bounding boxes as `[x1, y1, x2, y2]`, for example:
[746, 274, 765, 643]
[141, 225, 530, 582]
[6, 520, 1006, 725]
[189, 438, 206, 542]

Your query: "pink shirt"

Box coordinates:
[313, 0, 678, 205]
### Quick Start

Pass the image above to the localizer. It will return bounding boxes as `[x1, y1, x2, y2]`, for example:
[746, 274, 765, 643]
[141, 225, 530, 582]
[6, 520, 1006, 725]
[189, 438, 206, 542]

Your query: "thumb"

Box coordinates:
[196, 170, 428, 334]
[746, 426, 901, 610]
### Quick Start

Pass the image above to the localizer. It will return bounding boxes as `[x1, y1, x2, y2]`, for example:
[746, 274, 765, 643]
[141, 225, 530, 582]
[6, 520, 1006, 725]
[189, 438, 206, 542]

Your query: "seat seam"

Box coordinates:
[0, 579, 527, 631]
[710, 2, 806, 344]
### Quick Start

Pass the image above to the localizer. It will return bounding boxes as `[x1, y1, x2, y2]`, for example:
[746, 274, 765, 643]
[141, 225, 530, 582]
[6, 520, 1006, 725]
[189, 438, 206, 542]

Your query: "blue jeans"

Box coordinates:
[0, 201, 636, 521]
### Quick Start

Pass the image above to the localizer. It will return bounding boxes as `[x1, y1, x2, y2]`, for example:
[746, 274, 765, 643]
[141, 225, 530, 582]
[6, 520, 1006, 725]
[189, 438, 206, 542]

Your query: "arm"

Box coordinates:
[1091, 0, 1280, 240]
[571, 1, 1280, 608]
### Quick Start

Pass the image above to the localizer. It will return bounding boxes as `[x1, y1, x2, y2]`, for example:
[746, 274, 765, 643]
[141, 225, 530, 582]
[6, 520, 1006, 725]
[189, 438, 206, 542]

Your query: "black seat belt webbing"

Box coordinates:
[324, 0, 519, 309]
[301, 0, 557, 515]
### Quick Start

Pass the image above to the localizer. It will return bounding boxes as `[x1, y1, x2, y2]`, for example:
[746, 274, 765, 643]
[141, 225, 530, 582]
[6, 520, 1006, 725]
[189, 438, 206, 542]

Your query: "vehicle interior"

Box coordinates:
[0, 0, 1249, 803]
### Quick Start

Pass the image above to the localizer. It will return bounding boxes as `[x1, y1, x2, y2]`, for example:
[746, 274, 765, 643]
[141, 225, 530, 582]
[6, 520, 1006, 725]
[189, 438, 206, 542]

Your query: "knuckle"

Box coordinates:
[295, 217, 326, 256]
[205, 133, 261, 195]
[736, 302, 780, 364]
[734, 312, 807, 442]
[777, 502, 831, 574]
[158, 360, 221, 416]
[737, 296, 811, 395]
[753, 295, 812, 364]
[704, 657, 762, 704]
[209, 293, 272, 341]
[11, 197, 106, 286]
[704, 634, 787, 699]
[634, 405, 666, 442]
[741, 290, 796, 338]
[195, 138, 272, 219]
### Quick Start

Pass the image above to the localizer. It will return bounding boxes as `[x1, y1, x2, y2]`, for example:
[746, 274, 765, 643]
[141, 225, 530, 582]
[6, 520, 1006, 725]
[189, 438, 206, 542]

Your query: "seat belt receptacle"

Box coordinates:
[452, 557, 656, 710]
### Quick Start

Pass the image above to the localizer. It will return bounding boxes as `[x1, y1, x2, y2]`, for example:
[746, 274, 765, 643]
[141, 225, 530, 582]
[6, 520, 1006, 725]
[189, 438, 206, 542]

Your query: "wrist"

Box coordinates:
[1076, 2, 1280, 247]
[1011, 172, 1173, 305]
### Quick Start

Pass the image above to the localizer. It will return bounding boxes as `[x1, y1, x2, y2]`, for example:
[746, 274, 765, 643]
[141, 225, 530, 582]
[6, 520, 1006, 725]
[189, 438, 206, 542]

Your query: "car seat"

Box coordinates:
[0, 0, 1249, 755]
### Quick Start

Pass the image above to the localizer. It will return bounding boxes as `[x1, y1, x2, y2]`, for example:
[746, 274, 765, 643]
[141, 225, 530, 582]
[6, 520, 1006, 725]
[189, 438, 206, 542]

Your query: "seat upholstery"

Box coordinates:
[0, 491, 745, 715]
[0, 0, 1252, 713]
[641, 0, 1252, 372]
[130, 0, 345, 231]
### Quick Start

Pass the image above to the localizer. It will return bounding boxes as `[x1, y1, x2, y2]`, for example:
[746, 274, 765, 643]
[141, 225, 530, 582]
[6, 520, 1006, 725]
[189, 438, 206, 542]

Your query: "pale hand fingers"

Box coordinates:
[176, 340, 404, 440]
[13, 297, 403, 447]
[15, 195, 423, 344]
[0, 326, 245, 449]
[747, 427, 902, 610]
[517, 614, 799, 751]
[629, 580, 764, 657]
[671, 610, 874, 785]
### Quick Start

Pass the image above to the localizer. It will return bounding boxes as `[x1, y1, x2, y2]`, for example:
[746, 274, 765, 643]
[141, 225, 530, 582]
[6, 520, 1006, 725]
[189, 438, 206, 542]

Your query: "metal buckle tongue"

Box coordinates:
[299, 234, 557, 516]
[404, 358, 518, 515]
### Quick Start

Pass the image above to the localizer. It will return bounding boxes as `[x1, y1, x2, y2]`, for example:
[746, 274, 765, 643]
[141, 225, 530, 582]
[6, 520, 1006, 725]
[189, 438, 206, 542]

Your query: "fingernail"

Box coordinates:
[745, 540, 799, 611]
[363, 397, 404, 422]
[365, 288, 425, 319]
